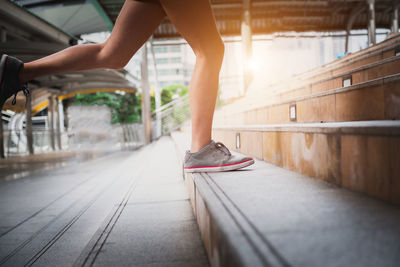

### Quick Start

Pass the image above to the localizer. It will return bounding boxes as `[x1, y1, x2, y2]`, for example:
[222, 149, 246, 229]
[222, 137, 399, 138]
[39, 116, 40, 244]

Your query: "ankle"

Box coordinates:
[190, 138, 212, 153]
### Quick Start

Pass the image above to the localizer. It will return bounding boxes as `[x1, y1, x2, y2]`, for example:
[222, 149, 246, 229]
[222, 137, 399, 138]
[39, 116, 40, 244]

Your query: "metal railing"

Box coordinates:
[119, 124, 144, 150]
[151, 94, 190, 139]
[2, 130, 68, 157]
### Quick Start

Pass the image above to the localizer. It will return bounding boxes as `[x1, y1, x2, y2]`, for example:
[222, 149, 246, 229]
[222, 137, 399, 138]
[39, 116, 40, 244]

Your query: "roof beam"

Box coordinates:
[89, 0, 114, 31]
[0, 0, 74, 45]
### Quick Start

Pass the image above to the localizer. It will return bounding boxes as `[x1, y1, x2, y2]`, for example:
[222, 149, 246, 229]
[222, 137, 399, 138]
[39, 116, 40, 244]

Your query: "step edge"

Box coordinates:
[217, 73, 400, 116]
[213, 120, 400, 136]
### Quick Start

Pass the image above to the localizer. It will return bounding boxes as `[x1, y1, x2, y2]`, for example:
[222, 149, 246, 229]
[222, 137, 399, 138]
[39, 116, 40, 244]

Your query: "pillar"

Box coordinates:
[242, 0, 252, 94]
[367, 0, 376, 46]
[26, 93, 34, 155]
[141, 42, 152, 145]
[48, 96, 55, 151]
[149, 39, 162, 138]
[56, 97, 62, 150]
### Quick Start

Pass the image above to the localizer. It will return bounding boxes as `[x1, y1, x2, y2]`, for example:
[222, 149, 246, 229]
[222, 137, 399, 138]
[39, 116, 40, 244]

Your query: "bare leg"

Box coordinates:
[19, 0, 166, 83]
[159, 0, 224, 152]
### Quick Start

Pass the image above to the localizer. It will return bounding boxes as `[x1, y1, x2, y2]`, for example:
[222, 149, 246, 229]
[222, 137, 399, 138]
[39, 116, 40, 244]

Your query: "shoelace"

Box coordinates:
[11, 84, 29, 105]
[215, 142, 231, 156]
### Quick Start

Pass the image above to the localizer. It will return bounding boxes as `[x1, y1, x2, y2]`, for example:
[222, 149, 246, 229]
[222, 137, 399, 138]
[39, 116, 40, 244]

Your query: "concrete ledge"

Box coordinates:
[214, 74, 400, 124]
[277, 54, 400, 99]
[287, 35, 400, 86]
[171, 131, 400, 267]
[212, 121, 400, 205]
[213, 120, 400, 136]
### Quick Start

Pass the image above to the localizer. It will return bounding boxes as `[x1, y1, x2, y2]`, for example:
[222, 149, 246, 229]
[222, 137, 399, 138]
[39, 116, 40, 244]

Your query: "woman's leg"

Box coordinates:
[159, 0, 225, 153]
[19, 0, 166, 83]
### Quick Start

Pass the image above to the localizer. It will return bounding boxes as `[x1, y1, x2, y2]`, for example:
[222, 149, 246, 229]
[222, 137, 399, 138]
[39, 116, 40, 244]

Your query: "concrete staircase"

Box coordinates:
[211, 35, 400, 205]
[169, 35, 400, 267]
[171, 131, 400, 267]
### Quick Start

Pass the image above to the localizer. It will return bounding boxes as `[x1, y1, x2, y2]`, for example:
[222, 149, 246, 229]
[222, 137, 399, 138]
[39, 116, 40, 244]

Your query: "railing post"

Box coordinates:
[392, 4, 399, 34]
[26, 92, 34, 155]
[141, 42, 152, 145]
[242, 0, 252, 94]
[367, 0, 376, 46]
[345, 3, 365, 54]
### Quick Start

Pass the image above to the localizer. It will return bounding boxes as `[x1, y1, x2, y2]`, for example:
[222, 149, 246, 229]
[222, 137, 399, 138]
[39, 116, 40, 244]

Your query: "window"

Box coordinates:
[154, 46, 167, 53]
[170, 57, 181, 63]
[170, 46, 181, 52]
[155, 58, 168, 64]
[158, 69, 169, 76]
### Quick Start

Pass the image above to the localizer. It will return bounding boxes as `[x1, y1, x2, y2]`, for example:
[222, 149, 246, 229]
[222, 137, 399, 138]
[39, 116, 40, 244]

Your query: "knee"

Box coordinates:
[97, 43, 130, 70]
[195, 37, 225, 66]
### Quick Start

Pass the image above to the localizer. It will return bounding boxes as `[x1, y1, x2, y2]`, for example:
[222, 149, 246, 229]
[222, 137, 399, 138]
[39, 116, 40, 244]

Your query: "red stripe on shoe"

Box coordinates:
[184, 158, 253, 169]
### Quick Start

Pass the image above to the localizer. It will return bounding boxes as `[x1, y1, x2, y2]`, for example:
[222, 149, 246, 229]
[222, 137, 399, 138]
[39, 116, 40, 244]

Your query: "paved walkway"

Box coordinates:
[0, 137, 209, 267]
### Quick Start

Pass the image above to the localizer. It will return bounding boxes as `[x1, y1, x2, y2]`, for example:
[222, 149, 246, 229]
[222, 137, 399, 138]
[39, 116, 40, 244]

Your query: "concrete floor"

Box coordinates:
[0, 137, 209, 267]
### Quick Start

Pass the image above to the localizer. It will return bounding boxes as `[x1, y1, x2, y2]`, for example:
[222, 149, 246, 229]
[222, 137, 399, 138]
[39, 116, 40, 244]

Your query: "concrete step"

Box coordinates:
[211, 121, 400, 205]
[171, 130, 400, 267]
[279, 34, 400, 91]
[214, 73, 400, 125]
[276, 54, 400, 102]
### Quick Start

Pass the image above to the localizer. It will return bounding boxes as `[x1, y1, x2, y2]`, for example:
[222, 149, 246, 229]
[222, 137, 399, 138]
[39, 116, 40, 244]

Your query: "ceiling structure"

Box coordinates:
[2, 0, 399, 111]
[0, 0, 137, 112]
[11, 0, 400, 39]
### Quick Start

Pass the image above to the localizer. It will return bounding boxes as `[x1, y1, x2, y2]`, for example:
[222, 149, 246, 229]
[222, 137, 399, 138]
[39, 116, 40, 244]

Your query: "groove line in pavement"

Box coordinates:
[75, 143, 157, 267]
[83, 177, 138, 267]
[0, 152, 124, 239]
[23, 172, 124, 267]
[0, 154, 135, 266]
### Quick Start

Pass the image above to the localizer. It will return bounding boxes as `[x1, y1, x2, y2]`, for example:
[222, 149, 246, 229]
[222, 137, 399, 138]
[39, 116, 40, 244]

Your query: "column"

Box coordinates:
[241, 0, 252, 94]
[367, 0, 376, 46]
[56, 97, 62, 150]
[150, 39, 162, 139]
[141, 43, 152, 145]
[26, 92, 34, 155]
[48, 96, 55, 151]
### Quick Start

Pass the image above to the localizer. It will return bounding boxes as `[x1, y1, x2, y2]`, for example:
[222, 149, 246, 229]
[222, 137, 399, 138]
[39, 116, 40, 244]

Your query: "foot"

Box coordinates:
[183, 140, 254, 172]
[0, 54, 29, 110]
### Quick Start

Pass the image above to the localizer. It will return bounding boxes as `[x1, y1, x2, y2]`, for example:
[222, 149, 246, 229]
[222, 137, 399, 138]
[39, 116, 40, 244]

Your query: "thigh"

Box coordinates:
[158, 0, 222, 54]
[102, 0, 166, 58]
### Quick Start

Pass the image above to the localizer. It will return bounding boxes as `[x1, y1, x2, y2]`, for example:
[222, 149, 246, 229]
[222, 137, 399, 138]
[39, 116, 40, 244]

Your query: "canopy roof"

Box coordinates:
[12, 0, 399, 39]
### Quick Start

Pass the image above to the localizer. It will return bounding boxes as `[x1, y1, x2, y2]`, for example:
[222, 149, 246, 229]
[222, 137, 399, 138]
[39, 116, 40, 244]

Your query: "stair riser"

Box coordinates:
[184, 174, 250, 267]
[279, 54, 400, 100]
[212, 129, 400, 205]
[214, 79, 400, 125]
[301, 42, 397, 84]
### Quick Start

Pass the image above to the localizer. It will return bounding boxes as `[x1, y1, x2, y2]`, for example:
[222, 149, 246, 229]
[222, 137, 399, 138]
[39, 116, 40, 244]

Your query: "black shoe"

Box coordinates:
[0, 54, 30, 110]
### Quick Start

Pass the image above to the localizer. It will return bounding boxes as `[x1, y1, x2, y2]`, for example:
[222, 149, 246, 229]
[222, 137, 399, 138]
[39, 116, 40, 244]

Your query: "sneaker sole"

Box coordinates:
[184, 158, 255, 173]
[0, 55, 8, 110]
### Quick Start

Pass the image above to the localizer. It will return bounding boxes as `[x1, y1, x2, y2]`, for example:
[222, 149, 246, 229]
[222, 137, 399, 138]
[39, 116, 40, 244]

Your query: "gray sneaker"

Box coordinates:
[183, 140, 254, 172]
[0, 54, 29, 109]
